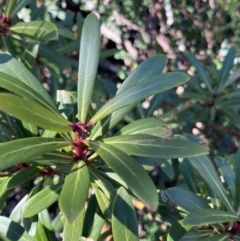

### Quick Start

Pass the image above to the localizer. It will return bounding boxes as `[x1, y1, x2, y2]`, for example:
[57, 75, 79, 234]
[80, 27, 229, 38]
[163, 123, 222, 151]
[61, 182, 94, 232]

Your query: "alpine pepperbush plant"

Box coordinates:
[0, 6, 208, 241]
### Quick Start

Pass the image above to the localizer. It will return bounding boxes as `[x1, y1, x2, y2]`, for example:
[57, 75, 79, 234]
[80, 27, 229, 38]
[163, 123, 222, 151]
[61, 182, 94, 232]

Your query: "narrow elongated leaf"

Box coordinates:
[0, 53, 57, 110]
[167, 220, 191, 241]
[78, 14, 100, 123]
[22, 182, 63, 218]
[0, 137, 69, 170]
[57, 24, 75, 40]
[215, 156, 235, 199]
[59, 161, 90, 223]
[10, 195, 28, 222]
[103, 135, 207, 158]
[5, 0, 17, 17]
[189, 155, 235, 213]
[183, 209, 239, 226]
[63, 206, 85, 241]
[89, 141, 158, 210]
[35, 221, 49, 241]
[235, 148, 240, 213]
[10, 21, 58, 41]
[90, 72, 189, 124]
[166, 187, 210, 212]
[0, 216, 36, 241]
[201, 234, 230, 241]
[0, 94, 72, 132]
[90, 55, 168, 139]
[7, 165, 42, 190]
[112, 187, 138, 241]
[217, 46, 236, 92]
[118, 55, 167, 93]
[179, 231, 215, 241]
[187, 52, 212, 92]
[117, 118, 172, 138]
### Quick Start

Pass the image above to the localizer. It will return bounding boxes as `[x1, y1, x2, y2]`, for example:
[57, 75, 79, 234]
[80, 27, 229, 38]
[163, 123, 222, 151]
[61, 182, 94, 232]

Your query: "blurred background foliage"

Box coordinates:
[1, 0, 240, 240]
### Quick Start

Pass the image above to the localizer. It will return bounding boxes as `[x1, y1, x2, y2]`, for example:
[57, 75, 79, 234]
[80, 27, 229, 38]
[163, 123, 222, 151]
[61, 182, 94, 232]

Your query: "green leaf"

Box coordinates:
[22, 182, 63, 218]
[201, 234, 230, 241]
[166, 187, 210, 212]
[183, 209, 239, 226]
[7, 165, 42, 190]
[35, 221, 49, 241]
[0, 137, 69, 170]
[215, 156, 235, 199]
[158, 206, 182, 225]
[103, 135, 208, 158]
[90, 55, 168, 139]
[93, 184, 112, 220]
[0, 53, 57, 111]
[0, 216, 36, 241]
[10, 195, 28, 222]
[90, 72, 190, 125]
[0, 72, 57, 113]
[0, 94, 72, 132]
[5, 0, 17, 17]
[118, 55, 167, 92]
[63, 206, 85, 241]
[10, 0, 31, 17]
[187, 52, 212, 92]
[21, 41, 39, 69]
[89, 141, 158, 211]
[179, 231, 214, 241]
[167, 220, 191, 241]
[117, 118, 172, 138]
[57, 24, 75, 40]
[188, 155, 235, 213]
[77, 13, 100, 123]
[112, 187, 138, 241]
[59, 161, 90, 223]
[235, 147, 240, 214]
[10, 21, 58, 41]
[217, 46, 236, 92]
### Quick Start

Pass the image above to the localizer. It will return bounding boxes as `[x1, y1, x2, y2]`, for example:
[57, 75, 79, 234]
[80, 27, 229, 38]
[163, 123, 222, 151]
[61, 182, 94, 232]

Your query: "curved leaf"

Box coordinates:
[90, 72, 190, 124]
[112, 187, 138, 241]
[59, 161, 90, 223]
[189, 155, 235, 213]
[0, 216, 36, 241]
[77, 13, 100, 123]
[0, 137, 69, 170]
[183, 209, 239, 226]
[22, 182, 63, 218]
[0, 53, 57, 111]
[21, 41, 39, 69]
[166, 187, 210, 212]
[5, 0, 17, 17]
[0, 94, 72, 132]
[10, 21, 58, 41]
[103, 135, 208, 158]
[89, 141, 158, 211]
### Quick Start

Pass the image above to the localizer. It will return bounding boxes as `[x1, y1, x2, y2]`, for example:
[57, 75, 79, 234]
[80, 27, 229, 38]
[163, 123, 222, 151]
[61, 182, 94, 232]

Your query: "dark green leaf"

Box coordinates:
[179, 230, 214, 241]
[217, 46, 236, 92]
[166, 187, 210, 212]
[0, 216, 36, 241]
[21, 41, 39, 69]
[10, 0, 31, 17]
[22, 182, 63, 218]
[183, 209, 239, 226]
[59, 161, 90, 223]
[167, 220, 191, 241]
[187, 52, 212, 92]
[0, 137, 69, 170]
[7, 165, 42, 190]
[78, 13, 100, 123]
[235, 147, 240, 213]
[189, 155, 235, 213]
[90, 72, 190, 124]
[5, 0, 17, 17]
[103, 135, 208, 158]
[112, 187, 138, 241]
[89, 141, 158, 211]
[10, 21, 58, 41]
[0, 94, 72, 132]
